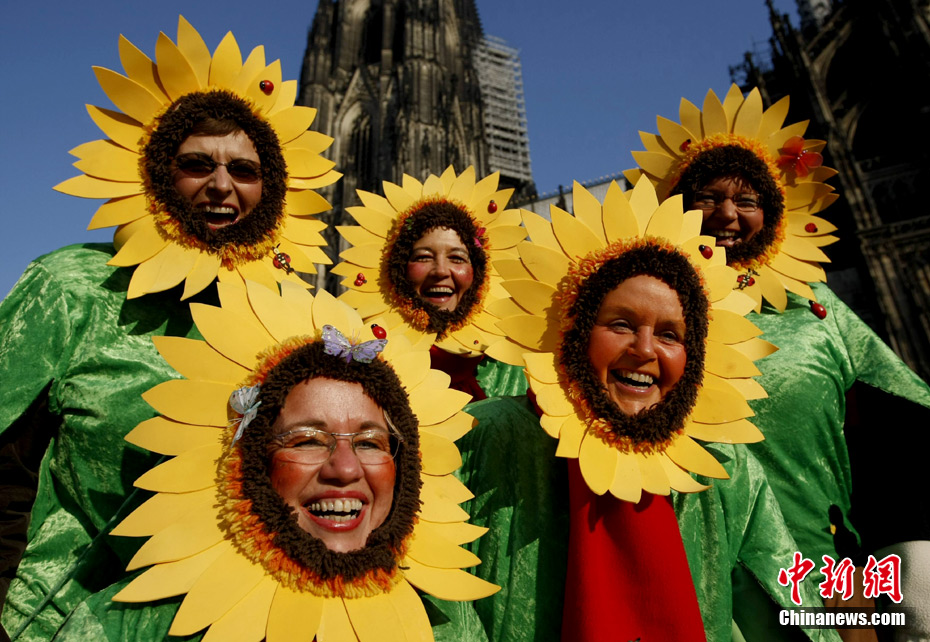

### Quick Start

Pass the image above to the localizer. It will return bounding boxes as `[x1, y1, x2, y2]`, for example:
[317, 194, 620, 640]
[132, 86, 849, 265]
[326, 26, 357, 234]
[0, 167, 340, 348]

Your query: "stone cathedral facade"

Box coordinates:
[297, 0, 490, 291]
[733, 0, 930, 381]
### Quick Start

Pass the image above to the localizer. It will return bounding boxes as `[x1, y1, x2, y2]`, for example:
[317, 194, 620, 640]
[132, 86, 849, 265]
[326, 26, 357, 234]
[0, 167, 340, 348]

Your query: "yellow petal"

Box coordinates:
[384, 180, 418, 213]
[286, 130, 334, 156]
[733, 88, 763, 138]
[54, 173, 143, 199]
[628, 176, 661, 228]
[656, 116, 692, 154]
[387, 579, 435, 642]
[285, 189, 332, 216]
[494, 258, 533, 281]
[421, 411, 475, 444]
[191, 302, 275, 369]
[571, 182, 607, 244]
[114, 541, 228, 603]
[487, 224, 527, 250]
[403, 559, 500, 600]
[540, 413, 567, 438]
[721, 84, 744, 129]
[267, 105, 317, 144]
[679, 98, 704, 140]
[608, 450, 643, 503]
[483, 338, 530, 367]
[182, 253, 223, 300]
[87, 195, 148, 230]
[551, 205, 606, 261]
[532, 379, 575, 417]
[704, 342, 761, 378]
[72, 140, 141, 182]
[716, 375, 767, 401]
[639, 452, 671, 496]
[316, 599, 356, 642]
[133, 441, 222, 493]
[703, 265, 739, 302]
[339, 243, 382, 269]
[111, 487, 216, 537]
[86, 105, 144, 151]
[715, 290, 757, 316]
[502, 280, 557, 317]
[155, 32, 201, 101]
[631, 151, 676, 182]
[521, 210, 561, 252]
[283, 147, 336, 178]
[311, 289, 359, 335]
[524, 351, 559, 384]
[555, 414, 586, 459]
[769, 252, 825, 283]
[679, 209, 703, 244]
[775, 271, 817, 301]
[496, 314, 558, 352]
[408, 525, 481, 569]
[344, 591, 406, 642]
[232, 44, 267, 93]
[419, 475, 470, 523]
[786, 214, 837, 236]
[169, 546, 266, 636]
[419, 432, 463, 475]
[644, 194, 684, 242]
[664, 434, 728, 479]
[175, 17, 211, 87]
[701, 89, 728, 136]
[578, 431, 617, 496]
[143, 380, 234, 427]
[117, 35, 168, 102]
[417, 520, 487, 546]
[756, 265, 788, 312]
[127, 509, 223, 571]
[685, 417, 763, 444]
[768, 120, 809, 153]
[779, 234, 830, 263]
[153, 336, 248, 384]
[201, 577, 276, 642]
[706, 309, 762, 344]
[659, 454, 709, 494]
[602, 180, 641, 241]
[93, 66, 164, 124]
[208, 32, 243, 88]
[267, 585, 322, 642]
[128, 243, 200, 298]
[108, 217, 168, 267]
[691, 378, 754, 424]
[126, 416, 222, 456]
[759, 95, 790, 138]
[337, 224, 382, 247]
[730, 337, 778, 362]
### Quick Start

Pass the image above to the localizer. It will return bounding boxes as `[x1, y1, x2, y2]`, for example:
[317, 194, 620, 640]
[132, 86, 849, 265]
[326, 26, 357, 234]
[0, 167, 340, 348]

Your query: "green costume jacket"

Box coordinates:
[0, 244, 203, 641]
[746, 283, 930, 565]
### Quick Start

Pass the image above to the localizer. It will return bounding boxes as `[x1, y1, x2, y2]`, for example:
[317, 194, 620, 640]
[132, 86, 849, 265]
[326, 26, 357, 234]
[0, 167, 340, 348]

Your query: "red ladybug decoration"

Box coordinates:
[804, 223, 818, 233]
[810, 300, 827, 319]
[698, 244, 713, 259]
[354, 272, 367, 287]
[487, 200, 498, 214]
[371, 324, 387, 339]
[680, 139, 691, 152]
[259, 80, 274, 95]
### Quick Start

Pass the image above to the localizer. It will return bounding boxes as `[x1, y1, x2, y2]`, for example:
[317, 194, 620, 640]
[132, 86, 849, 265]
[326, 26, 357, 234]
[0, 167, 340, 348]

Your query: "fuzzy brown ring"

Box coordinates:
[560, 245, 709, 449]
[234, 342, 421, 583]
[383, 200, 489, 338]
[669, 144, 784, 265]
[143, 89, 288, 251]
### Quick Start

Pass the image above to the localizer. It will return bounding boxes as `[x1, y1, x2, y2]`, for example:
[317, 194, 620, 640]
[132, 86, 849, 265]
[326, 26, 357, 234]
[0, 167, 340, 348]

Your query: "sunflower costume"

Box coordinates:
[0, 19, 337, 640]
[40, 283, 497, 641]
[333, 167, 529, 399]
[630, 86, 930, 639]
[454, 178, 838, 641]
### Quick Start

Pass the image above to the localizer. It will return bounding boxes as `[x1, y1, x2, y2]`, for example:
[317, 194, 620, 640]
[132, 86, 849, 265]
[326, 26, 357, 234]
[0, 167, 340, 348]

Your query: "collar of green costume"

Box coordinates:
[668, 142, 785, 268]
[143, 90, 288, 262]
[558, 241, 709, 454]
[383, 198, 490, 338]
[218, 340, 421, 598]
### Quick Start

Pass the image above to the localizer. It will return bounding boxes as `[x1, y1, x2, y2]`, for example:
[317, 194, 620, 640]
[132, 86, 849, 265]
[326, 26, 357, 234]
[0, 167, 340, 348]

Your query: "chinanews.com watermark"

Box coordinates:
[779, 607, 907, 629]
[776, 552, 909, 630]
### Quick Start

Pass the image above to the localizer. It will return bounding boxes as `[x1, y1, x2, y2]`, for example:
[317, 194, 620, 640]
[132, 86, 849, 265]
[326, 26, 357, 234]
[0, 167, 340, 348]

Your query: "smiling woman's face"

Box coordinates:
[586, 275, 687, 416]
[405, 227, 475, 311]
[268, 377, 396, 553]
[172, 131, 263, 231]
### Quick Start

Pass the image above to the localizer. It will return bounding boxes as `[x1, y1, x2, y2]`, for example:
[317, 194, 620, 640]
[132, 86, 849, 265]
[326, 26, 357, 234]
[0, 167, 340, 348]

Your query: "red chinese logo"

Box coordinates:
[778, 553, 903, 605]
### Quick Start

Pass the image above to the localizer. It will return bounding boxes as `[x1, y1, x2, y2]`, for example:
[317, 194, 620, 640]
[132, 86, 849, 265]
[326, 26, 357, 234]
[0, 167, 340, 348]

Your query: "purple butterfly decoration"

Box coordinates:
[229, 384, 261, 444]
[321, 325, 387, 363]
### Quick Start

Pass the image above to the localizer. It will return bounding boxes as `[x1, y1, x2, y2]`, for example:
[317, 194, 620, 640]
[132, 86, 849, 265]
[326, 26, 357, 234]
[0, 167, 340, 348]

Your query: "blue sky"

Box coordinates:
[0, 0, 796, 297]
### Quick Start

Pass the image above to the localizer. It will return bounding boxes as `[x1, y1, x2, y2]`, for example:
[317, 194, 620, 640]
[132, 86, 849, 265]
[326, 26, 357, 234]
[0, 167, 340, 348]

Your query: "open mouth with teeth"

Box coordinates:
[198, 203, 242, 229]
[707, 229, 742, 246]
[421, 285, 456, 306]
[611, 369, 656, 390]
[303, 497, 366, 528]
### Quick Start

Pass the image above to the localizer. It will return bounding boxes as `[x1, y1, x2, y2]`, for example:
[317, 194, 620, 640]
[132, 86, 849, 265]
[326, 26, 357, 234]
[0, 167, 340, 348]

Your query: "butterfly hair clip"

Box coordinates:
[229, 384, 262, 444]
[321, 325, 387, 364]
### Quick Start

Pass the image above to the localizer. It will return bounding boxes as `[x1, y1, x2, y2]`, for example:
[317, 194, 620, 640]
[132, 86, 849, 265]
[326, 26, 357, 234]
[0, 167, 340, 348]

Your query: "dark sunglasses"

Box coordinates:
[173, 152, 262, 183]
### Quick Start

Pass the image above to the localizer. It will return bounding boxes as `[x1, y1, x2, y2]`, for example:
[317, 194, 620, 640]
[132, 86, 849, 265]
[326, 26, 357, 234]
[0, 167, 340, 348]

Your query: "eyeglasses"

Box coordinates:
[271, 428, 402, 466]
[173, 152, 262, 183]
[692, 192, 761, 213]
